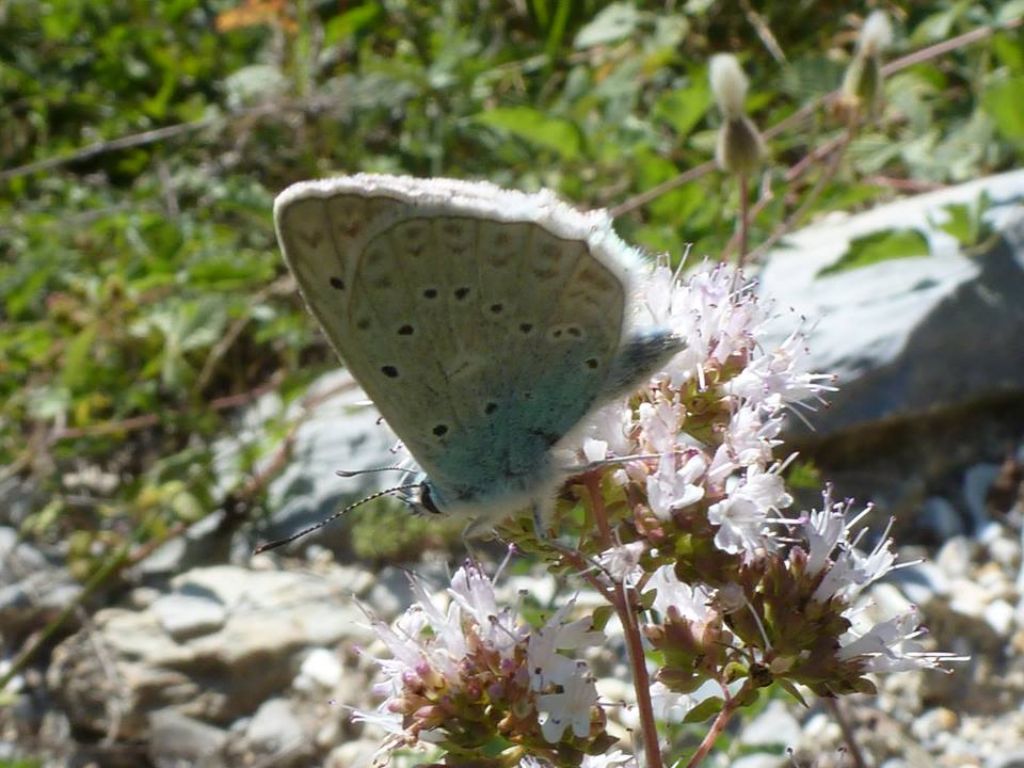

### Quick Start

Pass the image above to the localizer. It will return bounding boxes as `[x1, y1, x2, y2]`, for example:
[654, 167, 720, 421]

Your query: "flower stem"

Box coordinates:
[737, 172, 750, 270]
[583, 475, 663, 768]
[824, 698, 868, 768]
[684, 682, 749, 768]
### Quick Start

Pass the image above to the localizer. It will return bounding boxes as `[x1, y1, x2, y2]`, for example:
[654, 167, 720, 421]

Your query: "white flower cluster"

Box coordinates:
[801, 494, 959, 673]
[356, 562, 604, 749]
[581, 262, 833, 559]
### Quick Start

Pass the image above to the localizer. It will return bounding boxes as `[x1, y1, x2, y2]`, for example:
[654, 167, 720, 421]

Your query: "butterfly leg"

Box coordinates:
[531, 502, 549, 540]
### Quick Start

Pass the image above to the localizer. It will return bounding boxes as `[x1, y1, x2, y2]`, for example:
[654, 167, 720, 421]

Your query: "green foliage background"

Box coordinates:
[1, 0, 1022, 569]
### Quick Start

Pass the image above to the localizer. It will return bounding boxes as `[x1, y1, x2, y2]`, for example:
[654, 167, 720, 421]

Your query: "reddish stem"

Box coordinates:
[583, 475, 663, 768]
[684, 683, 748, 768]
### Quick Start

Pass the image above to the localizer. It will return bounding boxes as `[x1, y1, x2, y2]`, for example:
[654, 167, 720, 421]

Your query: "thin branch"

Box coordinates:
[864, 175, 945, 193]
[739, 0, 787, 63]
[745, 126, 853, 263]
[48, 369, 290, 442]
[1, 118, 214, 183]
[0, 99, 324, 183]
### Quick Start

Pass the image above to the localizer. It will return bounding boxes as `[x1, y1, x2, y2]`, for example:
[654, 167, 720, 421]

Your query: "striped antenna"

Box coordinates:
[253, 483, 421, 554]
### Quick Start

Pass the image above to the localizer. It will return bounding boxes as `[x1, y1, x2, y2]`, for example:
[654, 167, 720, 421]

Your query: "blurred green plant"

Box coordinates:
[1, 0, 1022, 586]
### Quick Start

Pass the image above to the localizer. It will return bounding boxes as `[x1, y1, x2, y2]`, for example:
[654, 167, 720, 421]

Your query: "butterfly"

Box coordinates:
[273, 174, 682, 536]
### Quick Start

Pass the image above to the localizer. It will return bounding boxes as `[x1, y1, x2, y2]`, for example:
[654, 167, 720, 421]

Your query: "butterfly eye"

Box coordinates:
[329, 277, 345, 290]
[381, 366, 399, 378]
[432, 424, 449, 437]
[418, 484, 441, 515]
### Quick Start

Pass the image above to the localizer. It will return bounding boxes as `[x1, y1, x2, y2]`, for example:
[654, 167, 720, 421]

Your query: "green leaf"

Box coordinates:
[323, 3, 381, 45]
[930, 193, 996, 252]
[910, 1, 971, 45]
[683, 695, 724, 723]
[992, 31, 1024, 73]
[574, 3, 640, 49]
[818, 229, 930, 277]
[473, 107, 582, 160]
[933, 202, 973, 245]
[996, 0, 1024, 24]
[654, 85, 712, 138]
[61, 324, 98, 391]
[591, 604, 615, 631]
[775, 679, 809, 707]
[983, 76, 1024, 146]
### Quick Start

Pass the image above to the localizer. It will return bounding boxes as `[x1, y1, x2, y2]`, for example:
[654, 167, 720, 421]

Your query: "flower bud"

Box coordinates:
[709, 54, 765, 175]
[715, 115, 766, 176]
[858, 10, 893, 57]
[709, 54, 749, 120]
[839, 10, 892, 117]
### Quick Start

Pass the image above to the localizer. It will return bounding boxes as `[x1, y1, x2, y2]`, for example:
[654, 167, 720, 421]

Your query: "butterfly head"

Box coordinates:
[397, 477, 444, 517]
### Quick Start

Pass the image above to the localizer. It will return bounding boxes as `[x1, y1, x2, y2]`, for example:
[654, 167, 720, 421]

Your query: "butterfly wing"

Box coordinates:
[274, 175, 653, 514]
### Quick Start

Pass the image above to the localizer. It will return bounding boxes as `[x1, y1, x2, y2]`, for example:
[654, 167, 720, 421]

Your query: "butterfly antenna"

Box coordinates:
[253, 483, 420, 554]
[336, 466, 411, 478]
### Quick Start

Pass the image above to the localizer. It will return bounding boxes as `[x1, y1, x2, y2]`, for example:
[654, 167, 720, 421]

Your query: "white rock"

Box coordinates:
[48, 564, 376, 738]
[759, 168, 1024, 439]
[949, 579, 993, 619]
[936, 537, 973, 579]
[295, 648, 343, 691]
[984, 599, 1016, 636]
[246, 698, 305, 752]
[153, 593, 227, 641]
[325, 739, 380, 768]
